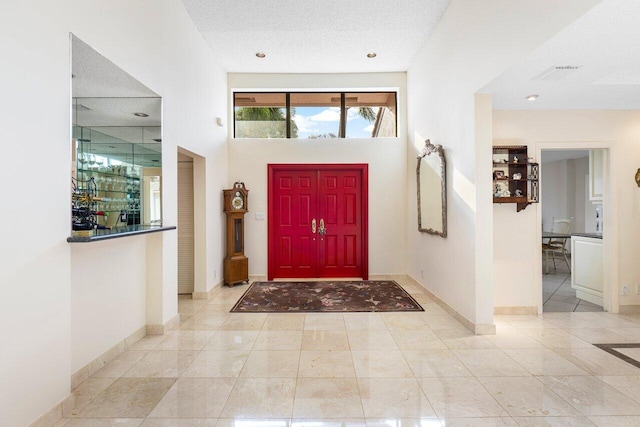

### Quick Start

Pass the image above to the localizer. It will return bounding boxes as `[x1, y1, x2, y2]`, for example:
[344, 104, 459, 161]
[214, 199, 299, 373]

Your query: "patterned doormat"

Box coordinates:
[230, 280, 424, 313]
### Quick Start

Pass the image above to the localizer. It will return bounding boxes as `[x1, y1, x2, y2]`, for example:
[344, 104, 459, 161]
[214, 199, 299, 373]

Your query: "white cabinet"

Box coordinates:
[589, 149, 604, 202]
[571, 235, 603, 306]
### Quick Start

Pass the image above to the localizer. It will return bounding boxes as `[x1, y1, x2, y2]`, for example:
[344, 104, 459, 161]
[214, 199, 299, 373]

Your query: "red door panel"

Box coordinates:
[271, 170, 318, 278]
[269, 164, 368, 280]
[318, 171, 362, 277]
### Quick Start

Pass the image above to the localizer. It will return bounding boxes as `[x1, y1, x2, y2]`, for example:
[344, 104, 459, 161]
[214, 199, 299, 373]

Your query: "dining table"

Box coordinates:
[542, 231, 572, 240]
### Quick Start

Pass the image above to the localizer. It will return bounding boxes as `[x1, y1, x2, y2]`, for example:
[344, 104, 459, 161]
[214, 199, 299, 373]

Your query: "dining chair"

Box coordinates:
[542, 218, 572, 274]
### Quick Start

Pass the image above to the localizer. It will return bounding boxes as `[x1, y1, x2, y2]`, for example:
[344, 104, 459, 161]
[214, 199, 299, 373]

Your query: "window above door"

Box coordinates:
[233, 91, 397, 139]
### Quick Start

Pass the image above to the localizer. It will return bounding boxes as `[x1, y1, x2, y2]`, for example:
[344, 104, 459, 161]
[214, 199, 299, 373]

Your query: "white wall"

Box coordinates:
[493, 110, 640, 310]
[227, 73, 408, 277]
[406, 0, 601, 328]
[0, 1, 227, 425]
[542, 160, 570, 231]
[71, 238, 147, 372]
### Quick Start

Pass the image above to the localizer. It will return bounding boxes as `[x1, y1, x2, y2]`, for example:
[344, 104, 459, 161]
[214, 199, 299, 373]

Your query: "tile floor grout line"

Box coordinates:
[543, 275, 567, 305]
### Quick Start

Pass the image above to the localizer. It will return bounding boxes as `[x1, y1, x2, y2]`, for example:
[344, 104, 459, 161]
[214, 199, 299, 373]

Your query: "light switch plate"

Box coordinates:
[255, 213, 265, 220]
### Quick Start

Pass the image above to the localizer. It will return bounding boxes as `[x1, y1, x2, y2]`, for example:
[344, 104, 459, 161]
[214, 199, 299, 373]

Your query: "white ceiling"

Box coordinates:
[482, 0, 640, 110]
[182, 0, 639, 109]
[73, 97, 161, 128]
[180, 0, 452, 73]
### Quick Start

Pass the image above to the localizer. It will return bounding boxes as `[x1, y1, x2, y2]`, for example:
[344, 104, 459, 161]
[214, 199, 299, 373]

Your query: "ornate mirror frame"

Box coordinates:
[417, 139, 447, 237]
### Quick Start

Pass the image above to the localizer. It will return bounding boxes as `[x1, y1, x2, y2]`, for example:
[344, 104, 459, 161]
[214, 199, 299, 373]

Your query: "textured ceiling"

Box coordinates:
[180, 0, 452, 73]
[72, 36, 158, 98]
[73, 97, 161, 128]
[483, 0, 640, 109]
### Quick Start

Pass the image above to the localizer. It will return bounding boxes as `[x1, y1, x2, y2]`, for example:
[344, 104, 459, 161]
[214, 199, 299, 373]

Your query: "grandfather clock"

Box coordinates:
[223, 182, 249, 287]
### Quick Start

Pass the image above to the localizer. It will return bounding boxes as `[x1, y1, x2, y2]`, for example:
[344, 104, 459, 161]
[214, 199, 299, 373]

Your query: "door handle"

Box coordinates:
[312, 218, 317, 234]
[319, 218, 326, 236]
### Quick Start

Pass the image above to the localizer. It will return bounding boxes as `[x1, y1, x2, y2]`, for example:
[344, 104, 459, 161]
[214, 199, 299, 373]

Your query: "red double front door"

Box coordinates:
[268, 164, 368, 280]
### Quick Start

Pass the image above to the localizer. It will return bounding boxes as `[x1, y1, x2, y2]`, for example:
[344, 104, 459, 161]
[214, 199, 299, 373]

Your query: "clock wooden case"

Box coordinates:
[223, 182, 249, 287]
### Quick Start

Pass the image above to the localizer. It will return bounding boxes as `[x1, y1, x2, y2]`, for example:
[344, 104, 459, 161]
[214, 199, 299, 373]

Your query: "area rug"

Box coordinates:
[230, 280, 424, 313]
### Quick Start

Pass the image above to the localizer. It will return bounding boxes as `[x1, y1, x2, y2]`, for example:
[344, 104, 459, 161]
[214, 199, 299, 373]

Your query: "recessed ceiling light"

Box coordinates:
[256, 52, 266, 58]
[367, 53, 377, 58]
[134, 112, 149, 117]
[525, 94, 539, 101]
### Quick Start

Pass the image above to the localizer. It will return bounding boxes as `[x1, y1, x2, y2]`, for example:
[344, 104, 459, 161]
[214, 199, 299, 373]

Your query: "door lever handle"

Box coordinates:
[312, 218, 317, 234]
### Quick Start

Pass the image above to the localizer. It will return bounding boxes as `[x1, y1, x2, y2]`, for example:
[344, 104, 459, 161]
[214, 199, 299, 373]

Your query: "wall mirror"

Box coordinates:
[417, 139, 447, 237]
[71, 35, 162, 234]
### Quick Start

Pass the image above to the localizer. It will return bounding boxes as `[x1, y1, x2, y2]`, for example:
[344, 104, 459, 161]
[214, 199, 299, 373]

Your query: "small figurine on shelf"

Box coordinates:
[494, 183, 502, 198]
[513, 172, 522, 180]
[501, 189, 511, 197]
[513, 156, 519, 163]
[514, 189, 524, 197]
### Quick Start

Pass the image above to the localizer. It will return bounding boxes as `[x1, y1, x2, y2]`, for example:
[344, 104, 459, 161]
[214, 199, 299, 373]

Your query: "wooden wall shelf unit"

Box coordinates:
[492, 145, 539, 212]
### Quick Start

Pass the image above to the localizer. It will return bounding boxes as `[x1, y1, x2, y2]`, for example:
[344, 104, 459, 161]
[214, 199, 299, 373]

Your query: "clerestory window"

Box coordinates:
[233, 91, 397, 139]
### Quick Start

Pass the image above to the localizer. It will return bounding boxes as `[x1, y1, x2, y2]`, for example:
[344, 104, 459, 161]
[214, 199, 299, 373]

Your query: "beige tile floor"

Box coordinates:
[57, 277, 640, 426]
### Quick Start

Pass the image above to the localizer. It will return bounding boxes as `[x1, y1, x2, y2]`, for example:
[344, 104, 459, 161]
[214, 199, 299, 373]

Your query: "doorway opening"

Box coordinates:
[177, 152, 194, 295]
[177, 148, 207, 296]
[268, 164, 368, 280]
[538, 146, 610, 313]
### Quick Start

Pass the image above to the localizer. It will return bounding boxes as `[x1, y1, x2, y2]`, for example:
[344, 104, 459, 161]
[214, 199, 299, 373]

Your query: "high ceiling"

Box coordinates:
[482, 0, 640, 110]
[180, 0, 638, 111]
[180, 0, 452, 73]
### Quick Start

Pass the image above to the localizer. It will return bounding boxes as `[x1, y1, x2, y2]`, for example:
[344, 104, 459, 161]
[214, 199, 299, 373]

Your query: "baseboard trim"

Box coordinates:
[619, 305, 640, 314]
[28, 393, 74, 427]
[370, 274, 407, 280]
[192, 280, 223, 299]
[407, 275, 496, 335]
[70, 325, 146, 390]
[494, 306, 538, 315]
[147, 313, 180, 336]
[249, 274, 407, 283]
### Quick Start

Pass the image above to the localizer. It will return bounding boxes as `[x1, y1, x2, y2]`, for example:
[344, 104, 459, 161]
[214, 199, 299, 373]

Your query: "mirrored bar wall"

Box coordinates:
[71, 97, 162, 235]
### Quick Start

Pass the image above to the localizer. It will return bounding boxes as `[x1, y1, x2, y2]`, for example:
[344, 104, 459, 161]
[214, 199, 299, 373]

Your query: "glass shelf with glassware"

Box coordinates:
[77, 167, 141, 180]
[72, 125, 161, 233]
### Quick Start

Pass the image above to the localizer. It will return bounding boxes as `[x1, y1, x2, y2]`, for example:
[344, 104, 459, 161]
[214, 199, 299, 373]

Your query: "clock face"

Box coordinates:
[232, 195, 244, 210]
